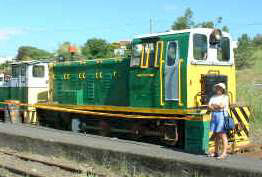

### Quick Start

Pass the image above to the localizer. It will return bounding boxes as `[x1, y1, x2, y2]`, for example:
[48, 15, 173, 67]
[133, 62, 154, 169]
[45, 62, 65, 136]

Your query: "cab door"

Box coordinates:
[162, 34, 188, 108]
[164, 41, 179, 102]
[129, 39, 163, 108]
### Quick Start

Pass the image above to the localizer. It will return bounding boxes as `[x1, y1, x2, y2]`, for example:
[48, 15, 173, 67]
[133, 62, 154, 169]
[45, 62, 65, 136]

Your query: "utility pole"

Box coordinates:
[150, 17, 153, 33]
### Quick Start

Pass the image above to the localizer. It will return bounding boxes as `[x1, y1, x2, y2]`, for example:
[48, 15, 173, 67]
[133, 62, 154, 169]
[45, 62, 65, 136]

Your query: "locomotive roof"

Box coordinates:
[11, 60, 50, 65]
[135, 28, 230, 39]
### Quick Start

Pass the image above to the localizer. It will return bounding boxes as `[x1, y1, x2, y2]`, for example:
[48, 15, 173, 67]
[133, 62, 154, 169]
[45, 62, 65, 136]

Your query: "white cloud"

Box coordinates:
[0, 28, 25, 41]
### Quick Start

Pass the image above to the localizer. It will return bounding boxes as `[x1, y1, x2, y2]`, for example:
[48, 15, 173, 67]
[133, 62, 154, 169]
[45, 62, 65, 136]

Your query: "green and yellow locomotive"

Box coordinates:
[35, 28, 250, 154]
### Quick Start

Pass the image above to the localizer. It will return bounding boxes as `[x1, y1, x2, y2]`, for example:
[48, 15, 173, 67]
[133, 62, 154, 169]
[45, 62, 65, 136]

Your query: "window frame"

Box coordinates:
[130, 43, 144, 68]
[166, 40, 179, 67]
[193, 33, 208, 61]
[140, 44, 150, 68]
[154, 41, 163, 68]
[217, 37, 230, 62]
[21, 65, 26, 76]
[12, 65, 19, 78]
[32, 65, 45, 78]
[190, 31, 234, 66]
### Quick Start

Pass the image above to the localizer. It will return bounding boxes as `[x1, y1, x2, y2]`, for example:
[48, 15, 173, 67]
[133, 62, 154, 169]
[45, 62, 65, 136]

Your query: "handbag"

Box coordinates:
[224, 111, 235, 131]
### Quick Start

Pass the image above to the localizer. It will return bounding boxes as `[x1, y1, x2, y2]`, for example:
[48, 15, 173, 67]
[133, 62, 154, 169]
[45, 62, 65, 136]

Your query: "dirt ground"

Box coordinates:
[0, 147, 118, 177]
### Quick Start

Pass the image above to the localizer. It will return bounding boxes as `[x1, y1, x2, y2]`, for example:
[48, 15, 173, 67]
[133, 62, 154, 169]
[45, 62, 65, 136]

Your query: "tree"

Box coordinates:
[171, 9, 229, 32]
[82, 38, 114, 59]
[222, 26, 229, 32]
[16, 46, 53, 61]
[196, 21, 214, 28]
[57, 42, 82, 61]
[0, 60, 12, 74]
[171, 8, 194, 30]
[252, 34, 262, 47]
[234, 34, 255, 69]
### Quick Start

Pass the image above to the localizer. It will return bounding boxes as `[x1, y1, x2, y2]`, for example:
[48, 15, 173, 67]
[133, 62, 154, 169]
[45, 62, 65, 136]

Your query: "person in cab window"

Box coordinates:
[167, 43, 176, 66]
[208, 83, 229, 159]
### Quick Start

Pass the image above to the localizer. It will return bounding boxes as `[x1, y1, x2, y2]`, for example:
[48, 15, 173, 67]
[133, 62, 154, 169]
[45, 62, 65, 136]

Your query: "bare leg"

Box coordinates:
[221, 133, 228, 156]
[214, 133, 219, 154]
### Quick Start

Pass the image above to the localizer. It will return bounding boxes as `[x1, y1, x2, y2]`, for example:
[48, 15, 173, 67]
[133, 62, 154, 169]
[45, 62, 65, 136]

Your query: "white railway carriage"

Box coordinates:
[0, 60, 49, 123]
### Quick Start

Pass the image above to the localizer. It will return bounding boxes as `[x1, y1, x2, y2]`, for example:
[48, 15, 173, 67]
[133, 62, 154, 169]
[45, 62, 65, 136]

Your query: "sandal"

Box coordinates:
[208, 152, 219, 157]
[217, 154, 227, 160]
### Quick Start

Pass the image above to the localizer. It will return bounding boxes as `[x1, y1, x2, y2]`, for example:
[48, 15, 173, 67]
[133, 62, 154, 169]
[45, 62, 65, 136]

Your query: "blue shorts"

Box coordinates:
[210, 112, 226, 133]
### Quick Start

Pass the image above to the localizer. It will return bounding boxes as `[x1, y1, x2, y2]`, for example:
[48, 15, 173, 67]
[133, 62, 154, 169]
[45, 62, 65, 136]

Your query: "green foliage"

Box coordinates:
[57, 42, 82, 61]
[236, 47, 262, 142]
[196, 21, 214, 28]
[0, 60, 12, 74]
[16, 46, 53, 61]
[171, 8, 194, 30]
[252, 34, 262, 47]
[82, 38, 114, 59]
[171, 9, 229, 32]
[235, 34, 255, 69]
[222, 26, 229, 32]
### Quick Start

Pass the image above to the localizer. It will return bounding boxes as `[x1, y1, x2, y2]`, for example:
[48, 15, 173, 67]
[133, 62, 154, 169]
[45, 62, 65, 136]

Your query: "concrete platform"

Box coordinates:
[0, 122, 261, 177]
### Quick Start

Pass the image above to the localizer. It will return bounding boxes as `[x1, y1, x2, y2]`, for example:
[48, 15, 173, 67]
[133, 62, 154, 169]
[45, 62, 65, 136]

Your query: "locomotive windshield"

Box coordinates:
[192, 33, 232, 64]
[33, 65, 45, 77]
[193, 34, 208, 60]
[217, 37, 230, 61]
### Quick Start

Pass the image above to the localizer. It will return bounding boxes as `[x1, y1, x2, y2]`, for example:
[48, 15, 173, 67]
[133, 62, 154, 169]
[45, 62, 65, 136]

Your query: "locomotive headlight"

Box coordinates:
[210, 29, 222, 45]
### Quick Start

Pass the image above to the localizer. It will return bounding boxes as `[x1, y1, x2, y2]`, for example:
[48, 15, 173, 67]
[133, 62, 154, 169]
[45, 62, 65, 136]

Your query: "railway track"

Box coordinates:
[0, 149, 106, 177]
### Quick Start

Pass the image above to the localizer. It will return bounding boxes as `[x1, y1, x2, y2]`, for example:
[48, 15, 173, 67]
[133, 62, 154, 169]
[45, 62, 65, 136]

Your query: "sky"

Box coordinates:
[0, 0, 261, 59]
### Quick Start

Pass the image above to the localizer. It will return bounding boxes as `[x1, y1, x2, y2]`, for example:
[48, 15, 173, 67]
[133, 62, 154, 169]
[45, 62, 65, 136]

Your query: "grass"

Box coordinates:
[236, 46, 262, 143]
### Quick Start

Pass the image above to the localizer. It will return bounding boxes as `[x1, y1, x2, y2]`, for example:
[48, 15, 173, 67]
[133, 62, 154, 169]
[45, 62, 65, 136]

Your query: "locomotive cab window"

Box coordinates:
[21, 66, 26, 76]
[12, 65, 19, 78]
[131, 41, 162, 68]
[140, 43, 155, 68]
[148, 43, 156, 68]
[193, 34, 208, 60]
[167, 41, 178, 66]
[33, 65, 45, 77]
[154, 41, 163, 67]
[131, 44, 143, 67]
[140, 44, 149, 68]
[217, 37, 230, 61]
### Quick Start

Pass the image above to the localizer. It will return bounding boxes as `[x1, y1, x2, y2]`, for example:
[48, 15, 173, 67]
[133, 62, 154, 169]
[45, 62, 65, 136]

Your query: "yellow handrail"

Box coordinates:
[178, 59, 183, 106]
[154, 41, 163, 67]
[160, 47, 164, 106]
[140, 45, 145, 68]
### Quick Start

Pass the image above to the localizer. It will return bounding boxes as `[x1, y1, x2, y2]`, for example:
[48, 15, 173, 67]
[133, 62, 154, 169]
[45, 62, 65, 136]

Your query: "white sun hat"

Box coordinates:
[214, 83, 226, 90]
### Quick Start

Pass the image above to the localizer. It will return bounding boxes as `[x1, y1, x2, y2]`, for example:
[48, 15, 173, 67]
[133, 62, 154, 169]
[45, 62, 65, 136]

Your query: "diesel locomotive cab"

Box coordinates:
[130, 28, 235, 109]
[187, 29, 236, 108]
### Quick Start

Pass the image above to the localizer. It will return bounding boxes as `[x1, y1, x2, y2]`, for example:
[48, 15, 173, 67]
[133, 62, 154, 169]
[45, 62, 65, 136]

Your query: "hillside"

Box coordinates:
[236, 47, 262, 143]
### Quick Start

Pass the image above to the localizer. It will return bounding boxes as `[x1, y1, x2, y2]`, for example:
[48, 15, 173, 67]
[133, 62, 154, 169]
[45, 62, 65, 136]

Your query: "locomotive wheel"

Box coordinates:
[130, 125, 144, 140]
[99, 120, 111, 137]
[160, 125, 178, 146]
